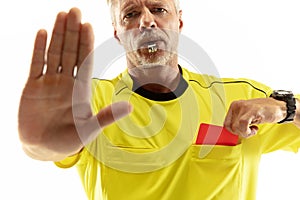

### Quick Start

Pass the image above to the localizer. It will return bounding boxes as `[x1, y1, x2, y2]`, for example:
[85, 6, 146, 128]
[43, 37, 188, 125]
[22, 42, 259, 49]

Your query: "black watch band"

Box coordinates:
[270, 90, 296, 124]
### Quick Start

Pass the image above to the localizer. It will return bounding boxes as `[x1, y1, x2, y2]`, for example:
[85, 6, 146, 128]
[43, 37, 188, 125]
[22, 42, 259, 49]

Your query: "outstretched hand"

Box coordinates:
[18, 8, 132, 161]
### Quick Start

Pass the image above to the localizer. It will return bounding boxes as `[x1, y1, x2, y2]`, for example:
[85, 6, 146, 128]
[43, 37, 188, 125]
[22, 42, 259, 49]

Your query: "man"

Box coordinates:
[18, 0, 300, 199]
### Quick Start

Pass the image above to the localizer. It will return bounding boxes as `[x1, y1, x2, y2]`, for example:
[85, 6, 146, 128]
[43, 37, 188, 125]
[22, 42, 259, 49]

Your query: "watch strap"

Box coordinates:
[278, 97, 296, 124]
[270, 90, 296, 124]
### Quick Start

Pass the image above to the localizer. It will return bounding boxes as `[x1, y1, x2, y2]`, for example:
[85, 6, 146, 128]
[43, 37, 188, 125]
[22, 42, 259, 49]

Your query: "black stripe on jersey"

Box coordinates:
[188, 80, 268, 98]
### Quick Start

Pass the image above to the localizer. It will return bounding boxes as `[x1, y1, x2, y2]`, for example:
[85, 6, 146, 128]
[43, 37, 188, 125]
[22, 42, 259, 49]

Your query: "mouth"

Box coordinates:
[147, 43, 158, 53]
[138, 40, 165, 54]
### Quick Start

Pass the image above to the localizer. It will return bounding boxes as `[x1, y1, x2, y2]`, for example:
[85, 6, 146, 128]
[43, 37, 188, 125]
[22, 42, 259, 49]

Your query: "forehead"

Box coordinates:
[113, 0, 175, 10]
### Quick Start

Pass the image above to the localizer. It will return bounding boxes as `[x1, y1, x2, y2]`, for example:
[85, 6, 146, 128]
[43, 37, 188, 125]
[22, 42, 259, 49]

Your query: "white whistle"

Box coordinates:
[148, 43, 158, 53]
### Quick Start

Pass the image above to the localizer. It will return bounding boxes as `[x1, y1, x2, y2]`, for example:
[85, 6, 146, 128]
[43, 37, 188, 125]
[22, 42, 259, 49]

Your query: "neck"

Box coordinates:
[128, 63, 180, 93]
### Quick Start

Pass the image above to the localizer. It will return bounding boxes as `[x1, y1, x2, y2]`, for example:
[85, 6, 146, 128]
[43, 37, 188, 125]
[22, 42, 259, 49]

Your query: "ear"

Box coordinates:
[114, 30, 121, 42]
[178, 10, 183, 32]
[113, 23, 121, 44]
[114, 29, 121, 43]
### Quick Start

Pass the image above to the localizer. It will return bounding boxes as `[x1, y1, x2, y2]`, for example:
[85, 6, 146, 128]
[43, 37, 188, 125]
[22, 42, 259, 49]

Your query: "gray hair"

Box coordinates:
[106, 0, 180, 9]
[107, 0, 181, 22]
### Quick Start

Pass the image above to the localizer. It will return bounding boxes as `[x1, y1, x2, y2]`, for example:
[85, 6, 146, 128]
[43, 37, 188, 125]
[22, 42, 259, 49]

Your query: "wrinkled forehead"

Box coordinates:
[107, 0, 180, 11]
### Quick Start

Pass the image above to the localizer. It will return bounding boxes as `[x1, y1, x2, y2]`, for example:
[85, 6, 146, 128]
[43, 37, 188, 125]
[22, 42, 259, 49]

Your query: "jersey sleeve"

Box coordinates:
[259, 94, 300, 154]
[259, 123, 300, 154]
[54, 150, 83, 168]
[218, 77, 300, 154]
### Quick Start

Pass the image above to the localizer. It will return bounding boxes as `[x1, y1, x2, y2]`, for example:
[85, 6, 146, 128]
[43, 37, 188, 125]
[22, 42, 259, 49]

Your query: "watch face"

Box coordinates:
[271, 90, 294, 100]
[274, 90, 293, 96]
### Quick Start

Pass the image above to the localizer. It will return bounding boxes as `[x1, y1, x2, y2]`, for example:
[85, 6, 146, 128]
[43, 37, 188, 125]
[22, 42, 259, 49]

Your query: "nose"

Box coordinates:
[139, 9, 157, 32]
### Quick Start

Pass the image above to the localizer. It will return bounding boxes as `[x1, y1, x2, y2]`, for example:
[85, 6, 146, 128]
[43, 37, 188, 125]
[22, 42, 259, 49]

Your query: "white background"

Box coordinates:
[1, 0, 300, 199]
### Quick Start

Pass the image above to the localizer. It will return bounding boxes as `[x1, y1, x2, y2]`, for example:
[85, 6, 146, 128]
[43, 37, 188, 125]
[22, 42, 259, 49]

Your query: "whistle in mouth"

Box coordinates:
[148, 43, 158, 53]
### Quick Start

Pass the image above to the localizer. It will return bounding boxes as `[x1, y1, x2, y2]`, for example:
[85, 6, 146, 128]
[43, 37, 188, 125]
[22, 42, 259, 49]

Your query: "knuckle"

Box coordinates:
[231, 118, 249, 136]
[239, 118, 250, 127]
[229, 100, 244, 111]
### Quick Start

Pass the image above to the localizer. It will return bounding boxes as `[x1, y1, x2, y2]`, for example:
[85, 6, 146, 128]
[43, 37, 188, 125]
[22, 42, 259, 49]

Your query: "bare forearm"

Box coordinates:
[293, 98, 300, 129]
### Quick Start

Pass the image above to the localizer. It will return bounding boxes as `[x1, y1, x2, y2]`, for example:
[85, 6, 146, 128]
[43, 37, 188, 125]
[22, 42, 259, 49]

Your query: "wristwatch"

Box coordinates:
[270, 90, 296, 124]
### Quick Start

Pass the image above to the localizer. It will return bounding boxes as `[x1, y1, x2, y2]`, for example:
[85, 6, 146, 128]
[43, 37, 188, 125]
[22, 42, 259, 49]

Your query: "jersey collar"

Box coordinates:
[118, 65, 189, 101]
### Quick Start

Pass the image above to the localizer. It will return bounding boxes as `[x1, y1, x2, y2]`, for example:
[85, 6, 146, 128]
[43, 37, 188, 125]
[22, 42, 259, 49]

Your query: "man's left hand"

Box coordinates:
[224, 98, 286, 138]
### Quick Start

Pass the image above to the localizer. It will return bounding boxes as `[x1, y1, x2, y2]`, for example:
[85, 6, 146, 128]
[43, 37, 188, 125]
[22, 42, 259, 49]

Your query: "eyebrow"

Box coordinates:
[120, 1, 139, 13]
[120, 0, 170, 13]
[147, 0, 171, 10]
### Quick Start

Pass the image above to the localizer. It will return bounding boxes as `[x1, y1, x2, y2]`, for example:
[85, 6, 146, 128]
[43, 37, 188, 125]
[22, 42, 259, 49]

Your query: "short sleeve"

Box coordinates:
[54, 150, 83, 168]
[259, 94, 300, 154]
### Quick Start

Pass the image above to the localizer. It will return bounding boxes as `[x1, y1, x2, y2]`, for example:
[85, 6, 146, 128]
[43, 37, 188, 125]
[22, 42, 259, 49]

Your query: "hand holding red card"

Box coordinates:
[196, 123, 239, 146]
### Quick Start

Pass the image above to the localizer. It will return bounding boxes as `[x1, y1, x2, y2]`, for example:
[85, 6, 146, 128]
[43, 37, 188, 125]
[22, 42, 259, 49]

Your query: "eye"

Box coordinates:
[151, 8, 167, 14]
[124, 11, 139, 19]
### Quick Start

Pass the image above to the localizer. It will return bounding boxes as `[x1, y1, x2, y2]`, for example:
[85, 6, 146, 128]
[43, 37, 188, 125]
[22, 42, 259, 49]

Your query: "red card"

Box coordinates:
[195, 123, 238, 146]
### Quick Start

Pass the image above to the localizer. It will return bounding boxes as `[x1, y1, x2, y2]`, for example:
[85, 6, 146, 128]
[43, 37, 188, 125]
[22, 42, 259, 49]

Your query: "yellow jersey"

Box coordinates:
[56, 67, 300, 200]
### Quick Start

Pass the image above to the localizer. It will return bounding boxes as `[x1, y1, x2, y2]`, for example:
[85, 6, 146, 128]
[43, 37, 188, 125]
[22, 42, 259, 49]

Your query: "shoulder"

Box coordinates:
[182, 67, 273, 98]
[91, 71, 126, 93]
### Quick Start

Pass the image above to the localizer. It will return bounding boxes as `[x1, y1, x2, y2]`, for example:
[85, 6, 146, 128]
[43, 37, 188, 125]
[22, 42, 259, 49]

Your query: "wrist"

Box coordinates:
[270, 90, 296, 124]
[295, 99, 300, 126]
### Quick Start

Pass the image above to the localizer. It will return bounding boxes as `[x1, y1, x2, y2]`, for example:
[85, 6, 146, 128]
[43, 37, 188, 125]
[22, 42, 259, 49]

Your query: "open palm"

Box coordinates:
[18, 8, 131, 161]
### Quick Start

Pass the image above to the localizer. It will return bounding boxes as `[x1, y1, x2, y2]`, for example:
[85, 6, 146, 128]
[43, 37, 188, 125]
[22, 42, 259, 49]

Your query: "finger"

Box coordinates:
[224, 106, 249, 137]
[96, 102, 133, 128]
[76, 23, 94, 81]
[47, 12, 67, 75]
[29, 29, 47, 79]
[223, 105, 235, 133]
[61, 7, 82, 76]
[232, 116, 252, 138]
[249, 125, 259, 136]
[75, 102, 132, 146]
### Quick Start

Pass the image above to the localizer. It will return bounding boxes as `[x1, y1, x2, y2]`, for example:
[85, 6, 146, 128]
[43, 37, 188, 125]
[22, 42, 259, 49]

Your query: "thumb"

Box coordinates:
[75, 101, 132, 146]
[96, 101, 133, 128]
